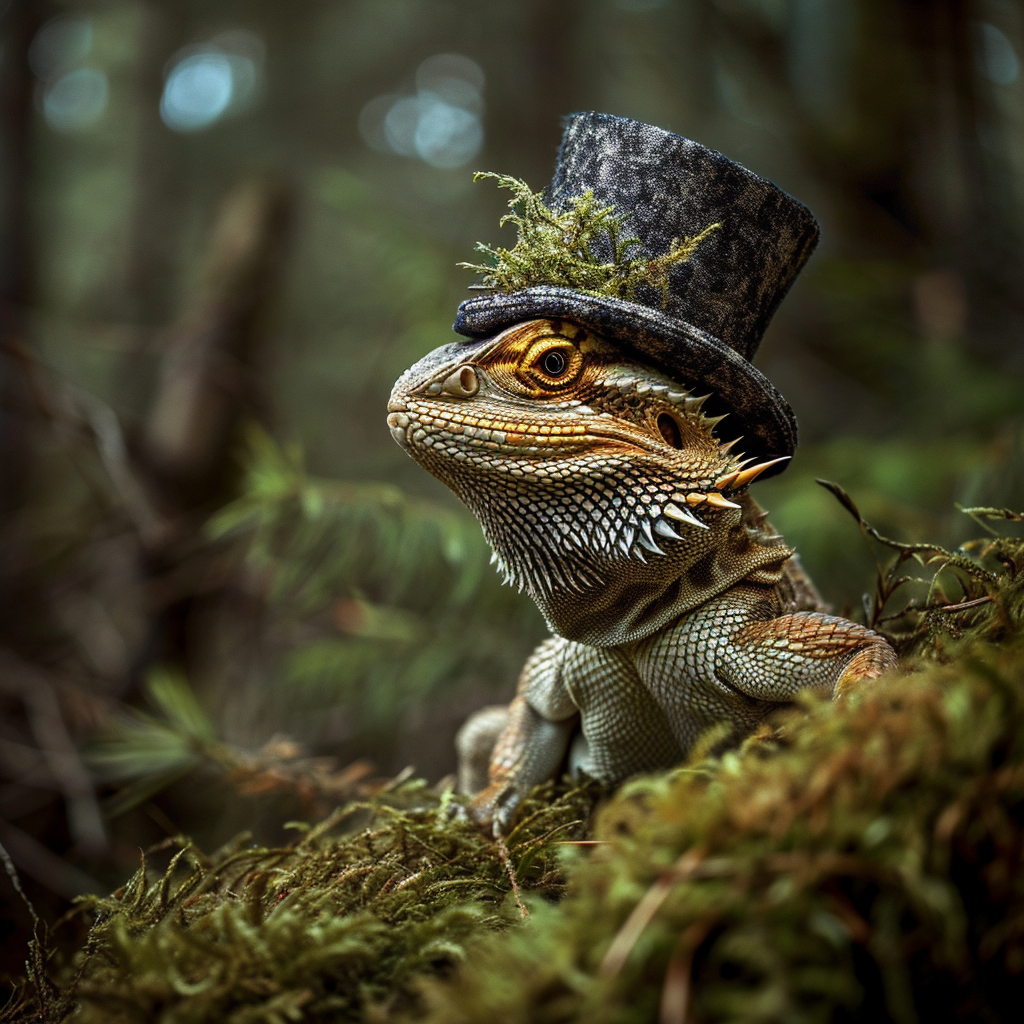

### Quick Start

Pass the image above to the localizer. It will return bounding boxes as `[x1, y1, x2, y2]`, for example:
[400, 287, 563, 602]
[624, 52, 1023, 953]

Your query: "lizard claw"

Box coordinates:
[442, 799, 471, 824]
[466, 780, 521, 834]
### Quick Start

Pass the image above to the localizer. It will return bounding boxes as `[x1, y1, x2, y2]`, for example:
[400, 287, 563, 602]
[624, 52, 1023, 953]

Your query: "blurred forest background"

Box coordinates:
[1, 0, 1023, 974]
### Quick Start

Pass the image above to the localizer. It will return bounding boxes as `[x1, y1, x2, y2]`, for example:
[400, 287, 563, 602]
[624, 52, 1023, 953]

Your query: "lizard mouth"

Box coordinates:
[386, 402, 714, 490]
[388, 402, 647, 455]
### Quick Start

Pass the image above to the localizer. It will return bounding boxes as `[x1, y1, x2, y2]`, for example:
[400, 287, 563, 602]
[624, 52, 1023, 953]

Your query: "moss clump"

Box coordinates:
[7, 781, 595, 1024]
[460, 173, 719, 304]
[414, 642, 1024, 1023]
[409, 511, 1024, 1023]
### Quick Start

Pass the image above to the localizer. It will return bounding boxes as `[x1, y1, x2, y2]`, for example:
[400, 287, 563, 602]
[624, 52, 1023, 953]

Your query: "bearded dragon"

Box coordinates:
[388, 318, 896, 830]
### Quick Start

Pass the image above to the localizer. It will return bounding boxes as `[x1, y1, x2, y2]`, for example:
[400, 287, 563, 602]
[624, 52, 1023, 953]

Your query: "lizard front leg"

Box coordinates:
[636, 582, 897, 752]
[466, 637, 579, 832]
[722, 608, 897, 700]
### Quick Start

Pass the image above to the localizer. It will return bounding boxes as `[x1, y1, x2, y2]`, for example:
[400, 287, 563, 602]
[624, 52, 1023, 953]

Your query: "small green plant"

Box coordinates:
[817, 481, 1024, 655]
[460, 173, 719, 305]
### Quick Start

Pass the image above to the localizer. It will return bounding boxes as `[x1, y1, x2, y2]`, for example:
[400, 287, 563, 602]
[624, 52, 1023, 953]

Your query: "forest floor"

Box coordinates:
[3, 507, 1024, 1024]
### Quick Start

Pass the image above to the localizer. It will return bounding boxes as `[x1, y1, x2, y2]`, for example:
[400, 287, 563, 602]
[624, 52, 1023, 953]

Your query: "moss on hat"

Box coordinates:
[460, 172, 719, 307]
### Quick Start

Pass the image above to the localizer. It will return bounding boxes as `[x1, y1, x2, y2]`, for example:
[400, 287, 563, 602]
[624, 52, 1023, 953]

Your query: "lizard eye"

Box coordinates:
[540, 349, 568, 377]
[519, 338, 582, 392]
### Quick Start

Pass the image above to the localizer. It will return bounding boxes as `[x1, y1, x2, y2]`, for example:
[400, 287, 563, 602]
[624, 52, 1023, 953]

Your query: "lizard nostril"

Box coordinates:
[441, 365, 480, 397]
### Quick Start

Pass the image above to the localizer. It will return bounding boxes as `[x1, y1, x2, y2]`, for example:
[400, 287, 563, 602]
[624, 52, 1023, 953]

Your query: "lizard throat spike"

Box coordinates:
[704, 492, 741, 510]
[638, 519, 666, 555]
[653, 518, 682, 540]
[665, 500, 694, 519]
[663, 502, 708, 530]
[714, 457, 757, 490]
[726, 456, 791, 490]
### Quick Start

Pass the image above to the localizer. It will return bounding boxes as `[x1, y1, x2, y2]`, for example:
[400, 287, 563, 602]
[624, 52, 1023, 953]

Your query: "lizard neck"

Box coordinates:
[454, 473, 792, 647]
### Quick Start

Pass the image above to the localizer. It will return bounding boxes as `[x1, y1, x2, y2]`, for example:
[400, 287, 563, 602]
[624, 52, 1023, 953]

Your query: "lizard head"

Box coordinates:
[388, 318, 789, 644]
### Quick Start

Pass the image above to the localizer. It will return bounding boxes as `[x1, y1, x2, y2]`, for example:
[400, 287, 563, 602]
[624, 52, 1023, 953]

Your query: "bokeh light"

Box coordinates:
[160, 32, 264, 133]
[360, 53, 484, 168]
[414, 101, 482, 168]
[161, 53, 235, 131]
[357, 93, 400, 153]
[415, 52, 484, 114]
[29, 16, 92, 82]
[977, 22, 1020, 85]
[30, 15, 108, 134]
[42, 67, 108, 133]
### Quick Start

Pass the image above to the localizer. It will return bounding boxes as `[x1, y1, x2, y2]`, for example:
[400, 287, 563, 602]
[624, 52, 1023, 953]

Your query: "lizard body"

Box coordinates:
[388, 318, 896, 828]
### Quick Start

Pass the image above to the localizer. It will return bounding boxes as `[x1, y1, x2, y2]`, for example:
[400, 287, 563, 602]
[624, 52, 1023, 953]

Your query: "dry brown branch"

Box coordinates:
[144, 179, 293, 493]
[0, 653, 106, 856]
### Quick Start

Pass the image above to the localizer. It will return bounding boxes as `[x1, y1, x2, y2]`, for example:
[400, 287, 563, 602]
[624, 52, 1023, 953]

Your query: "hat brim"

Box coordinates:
[453, 285, 797, 474]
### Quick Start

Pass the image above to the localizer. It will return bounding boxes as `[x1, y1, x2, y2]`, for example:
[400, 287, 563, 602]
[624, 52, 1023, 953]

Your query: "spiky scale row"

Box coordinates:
[664, 502, 708, 531]
[705, 493, 741, 510]
[715, 457, 790, 492]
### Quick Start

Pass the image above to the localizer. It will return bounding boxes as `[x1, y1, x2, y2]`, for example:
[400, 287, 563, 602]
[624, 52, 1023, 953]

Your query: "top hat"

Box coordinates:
[452, 112, 819, 474]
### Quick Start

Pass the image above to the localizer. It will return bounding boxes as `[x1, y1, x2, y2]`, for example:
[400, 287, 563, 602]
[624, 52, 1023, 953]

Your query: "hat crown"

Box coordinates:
[547, 112, 818, 359]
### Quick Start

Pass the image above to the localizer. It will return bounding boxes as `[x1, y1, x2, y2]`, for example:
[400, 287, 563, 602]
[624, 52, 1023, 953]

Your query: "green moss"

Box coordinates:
[460, 173, 719, 304]
[413, 648, 1024, 1022]
[411, 519, 1024, 1024]
[6, 781, 595, 1024]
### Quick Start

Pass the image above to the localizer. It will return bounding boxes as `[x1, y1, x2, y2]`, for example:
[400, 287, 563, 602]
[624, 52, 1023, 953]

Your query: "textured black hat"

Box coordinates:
[452, 112, 819, 472]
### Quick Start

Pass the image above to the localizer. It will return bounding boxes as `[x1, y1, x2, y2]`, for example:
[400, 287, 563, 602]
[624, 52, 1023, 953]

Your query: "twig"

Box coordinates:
[77, 391, 166, 547]
[659, 920, 712, 1024]
[0, 833, 39, 925]
[600, 848, 705, 976]
[492, 824, 528, 920]
[0, 334, 169, 547]
[932, 595, 995, 613]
